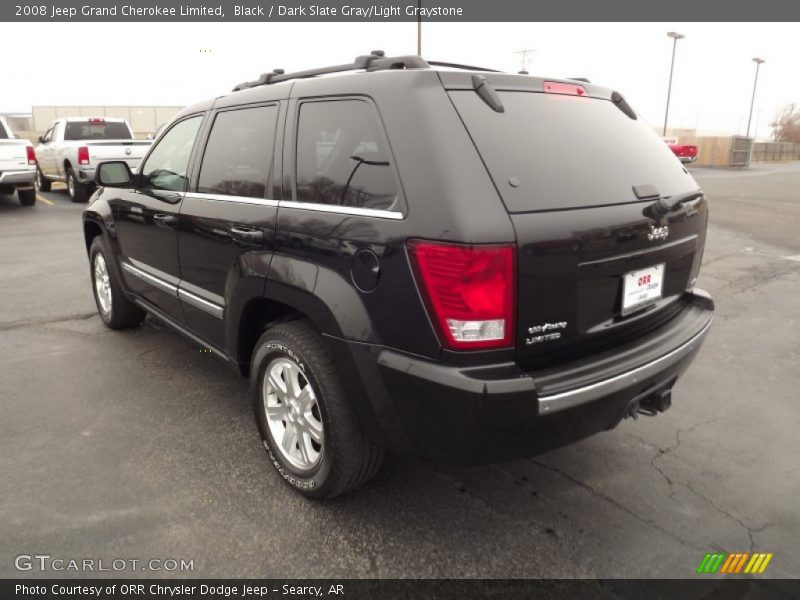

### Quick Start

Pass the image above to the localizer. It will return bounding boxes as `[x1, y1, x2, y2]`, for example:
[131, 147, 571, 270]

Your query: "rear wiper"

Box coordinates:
[642, 189, 704, 220]
[472, 75, 504, 113]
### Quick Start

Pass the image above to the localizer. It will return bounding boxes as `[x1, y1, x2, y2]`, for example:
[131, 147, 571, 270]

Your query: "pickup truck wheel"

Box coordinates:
[89, 237, 146, 329]
[18, 188, 36, 206]
[35, 167, 51, 192]
[66, 168, 88, 203]
[252, 321, 384, 499]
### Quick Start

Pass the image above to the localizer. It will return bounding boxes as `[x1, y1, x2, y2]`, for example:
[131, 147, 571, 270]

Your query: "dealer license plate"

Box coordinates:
[621, 264, 665, 316]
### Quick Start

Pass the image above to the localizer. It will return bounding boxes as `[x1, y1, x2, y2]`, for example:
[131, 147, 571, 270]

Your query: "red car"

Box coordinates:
[667, 141, 698, 164]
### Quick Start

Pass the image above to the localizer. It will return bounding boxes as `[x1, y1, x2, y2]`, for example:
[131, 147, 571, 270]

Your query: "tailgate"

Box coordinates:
[86, 141, 152, 165]
[448, 83, 708, 368]
[0, 140, 32, 171]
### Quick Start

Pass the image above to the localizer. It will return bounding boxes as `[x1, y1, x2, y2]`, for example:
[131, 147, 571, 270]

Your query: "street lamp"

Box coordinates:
[746, 58, 765, 138]
[663, 31, 685, 137]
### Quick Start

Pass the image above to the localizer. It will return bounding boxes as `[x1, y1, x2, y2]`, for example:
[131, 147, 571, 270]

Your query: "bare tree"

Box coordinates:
[771, 103, 800, 142]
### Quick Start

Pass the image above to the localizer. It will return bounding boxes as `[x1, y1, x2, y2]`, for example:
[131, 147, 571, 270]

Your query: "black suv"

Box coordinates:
[83, 52, 714, 498]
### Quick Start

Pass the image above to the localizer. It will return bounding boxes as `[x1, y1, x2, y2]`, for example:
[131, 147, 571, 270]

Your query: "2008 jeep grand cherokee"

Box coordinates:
[83, 52, 714, 498]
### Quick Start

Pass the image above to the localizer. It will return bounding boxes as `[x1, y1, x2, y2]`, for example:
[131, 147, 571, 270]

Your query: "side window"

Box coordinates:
[43, 125, 54, 143]
[197, 105, 278, 198]
[295, 99, 398, 210]
[140, 116, 203, 192]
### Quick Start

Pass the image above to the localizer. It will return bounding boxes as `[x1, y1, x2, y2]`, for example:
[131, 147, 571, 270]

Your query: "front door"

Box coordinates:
[111, 114, 204, 321]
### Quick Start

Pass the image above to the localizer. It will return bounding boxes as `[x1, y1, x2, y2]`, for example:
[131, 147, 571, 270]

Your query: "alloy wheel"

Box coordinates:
[263, 357, 324, 471]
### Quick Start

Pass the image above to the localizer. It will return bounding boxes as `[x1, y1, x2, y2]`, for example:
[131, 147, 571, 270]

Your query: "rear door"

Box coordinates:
[177, 103, 282, 350]
[448, 82, 708, 368]
[111, 114, 204, 321]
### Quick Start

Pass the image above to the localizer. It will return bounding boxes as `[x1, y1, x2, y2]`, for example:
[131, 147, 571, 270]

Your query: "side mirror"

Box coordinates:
[96, 161, 134, 187]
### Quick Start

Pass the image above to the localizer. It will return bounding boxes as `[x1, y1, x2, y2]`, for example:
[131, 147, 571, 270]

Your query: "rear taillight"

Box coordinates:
[26, 146, 36, 165]
[77, 146, 90, 165]
[408, 240, 515, 350]
[543, 81, 587, 96]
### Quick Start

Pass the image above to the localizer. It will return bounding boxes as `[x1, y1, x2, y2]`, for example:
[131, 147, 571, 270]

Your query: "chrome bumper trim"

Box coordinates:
[538, 318, 713, 415]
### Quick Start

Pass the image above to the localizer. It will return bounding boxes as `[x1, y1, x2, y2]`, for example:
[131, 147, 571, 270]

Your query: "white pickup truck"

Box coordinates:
[0, 116, 37, 206]
[35, 117, 151, 202]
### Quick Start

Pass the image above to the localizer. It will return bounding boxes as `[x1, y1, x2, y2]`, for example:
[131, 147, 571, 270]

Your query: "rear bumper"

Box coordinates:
[0, 170, 36, 186]
[341, 289, 714, 462]
[77, 168, 96, 182]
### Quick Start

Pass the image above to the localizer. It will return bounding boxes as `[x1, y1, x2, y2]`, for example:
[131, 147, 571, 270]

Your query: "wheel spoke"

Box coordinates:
[286, 364, 302, 399]
[303, 417, 323, 444]
[266, 403, 287, 420]
[267, 369, 287, 395]
[281, 423, 298, 454]
[297, 385, 315, 409]
[298, 432, 313, 464]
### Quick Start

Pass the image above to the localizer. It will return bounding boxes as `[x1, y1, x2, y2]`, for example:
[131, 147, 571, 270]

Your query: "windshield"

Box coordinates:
[64, 121, 132, 141]
[449, 90, 696, 212]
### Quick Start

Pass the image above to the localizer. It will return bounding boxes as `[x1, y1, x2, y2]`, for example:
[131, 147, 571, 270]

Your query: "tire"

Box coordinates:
[36, 166, 51, 192]
[252, 320, 384, 499]
[89, 236, 146, 329]
[66, 167, 89, 203]
[18, 188, 36, 206]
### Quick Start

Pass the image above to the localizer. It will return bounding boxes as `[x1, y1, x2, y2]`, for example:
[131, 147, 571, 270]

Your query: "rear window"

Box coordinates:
[449, 91, 695, 212]
[64, 121, 132, 141]
[295, 99, 398, 211]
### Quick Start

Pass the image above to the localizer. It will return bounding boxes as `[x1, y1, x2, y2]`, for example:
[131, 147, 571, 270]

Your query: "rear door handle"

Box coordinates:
[230, 226, 264, 246]
[153, 213, 178, 229]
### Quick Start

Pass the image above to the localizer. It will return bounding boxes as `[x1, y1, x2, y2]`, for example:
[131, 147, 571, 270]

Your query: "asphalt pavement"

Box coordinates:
[1, 166, 798, 578]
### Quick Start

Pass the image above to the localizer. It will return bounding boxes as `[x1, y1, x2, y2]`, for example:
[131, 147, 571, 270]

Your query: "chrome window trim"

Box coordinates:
[186, 192, 279, 207]
[184, 192, 404, 219]
[121, 261, 178, 296]
[279, 200, 404, 220]
[538, 318, 713, 414]
[177, 288, 224, 319]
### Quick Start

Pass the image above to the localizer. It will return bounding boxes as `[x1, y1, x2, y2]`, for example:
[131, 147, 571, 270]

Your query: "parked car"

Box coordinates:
[83, 52, 714, 499]
[0, 116, 37, 206]
[666, 139, 699, 164]
[35, 117, 151, 202]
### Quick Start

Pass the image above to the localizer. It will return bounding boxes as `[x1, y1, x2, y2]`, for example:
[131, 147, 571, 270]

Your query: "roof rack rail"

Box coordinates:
[428, 61, 500, 73]
[232, 50, 431, 91]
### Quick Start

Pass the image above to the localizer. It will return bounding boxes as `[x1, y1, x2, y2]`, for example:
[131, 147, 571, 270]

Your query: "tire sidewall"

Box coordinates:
[89, 239, 114, 326]
[253, 335, 335, 496]
[66, 169, 76, 200]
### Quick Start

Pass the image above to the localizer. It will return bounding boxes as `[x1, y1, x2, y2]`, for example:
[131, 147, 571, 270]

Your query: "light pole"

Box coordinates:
[416, 0, 422, 55]
[514, 49, 535, 75]
[663, 31, 685, 137]
[746, 58, 765, 138]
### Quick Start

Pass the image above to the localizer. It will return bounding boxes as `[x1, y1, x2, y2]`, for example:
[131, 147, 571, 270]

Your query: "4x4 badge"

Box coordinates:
[648, 224, 669, 241]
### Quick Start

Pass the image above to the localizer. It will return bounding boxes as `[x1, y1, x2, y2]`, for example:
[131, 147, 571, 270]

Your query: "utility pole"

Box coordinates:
[417, 0, 422, 55]
[514, 49, 535, 74]
[746, 58, 765, 137]
[663, 31, 685, 137]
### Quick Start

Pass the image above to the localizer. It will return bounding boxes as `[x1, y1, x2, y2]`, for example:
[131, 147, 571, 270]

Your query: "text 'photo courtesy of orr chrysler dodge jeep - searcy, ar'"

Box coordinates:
[82, 52, 714, 499]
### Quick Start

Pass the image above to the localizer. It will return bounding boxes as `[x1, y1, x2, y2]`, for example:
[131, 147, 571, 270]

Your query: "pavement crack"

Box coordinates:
[0, 312, 96, 332]
[649, 417, 721, 504]
[528, 458, 696, 550]
[645, 417, 769, 552]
